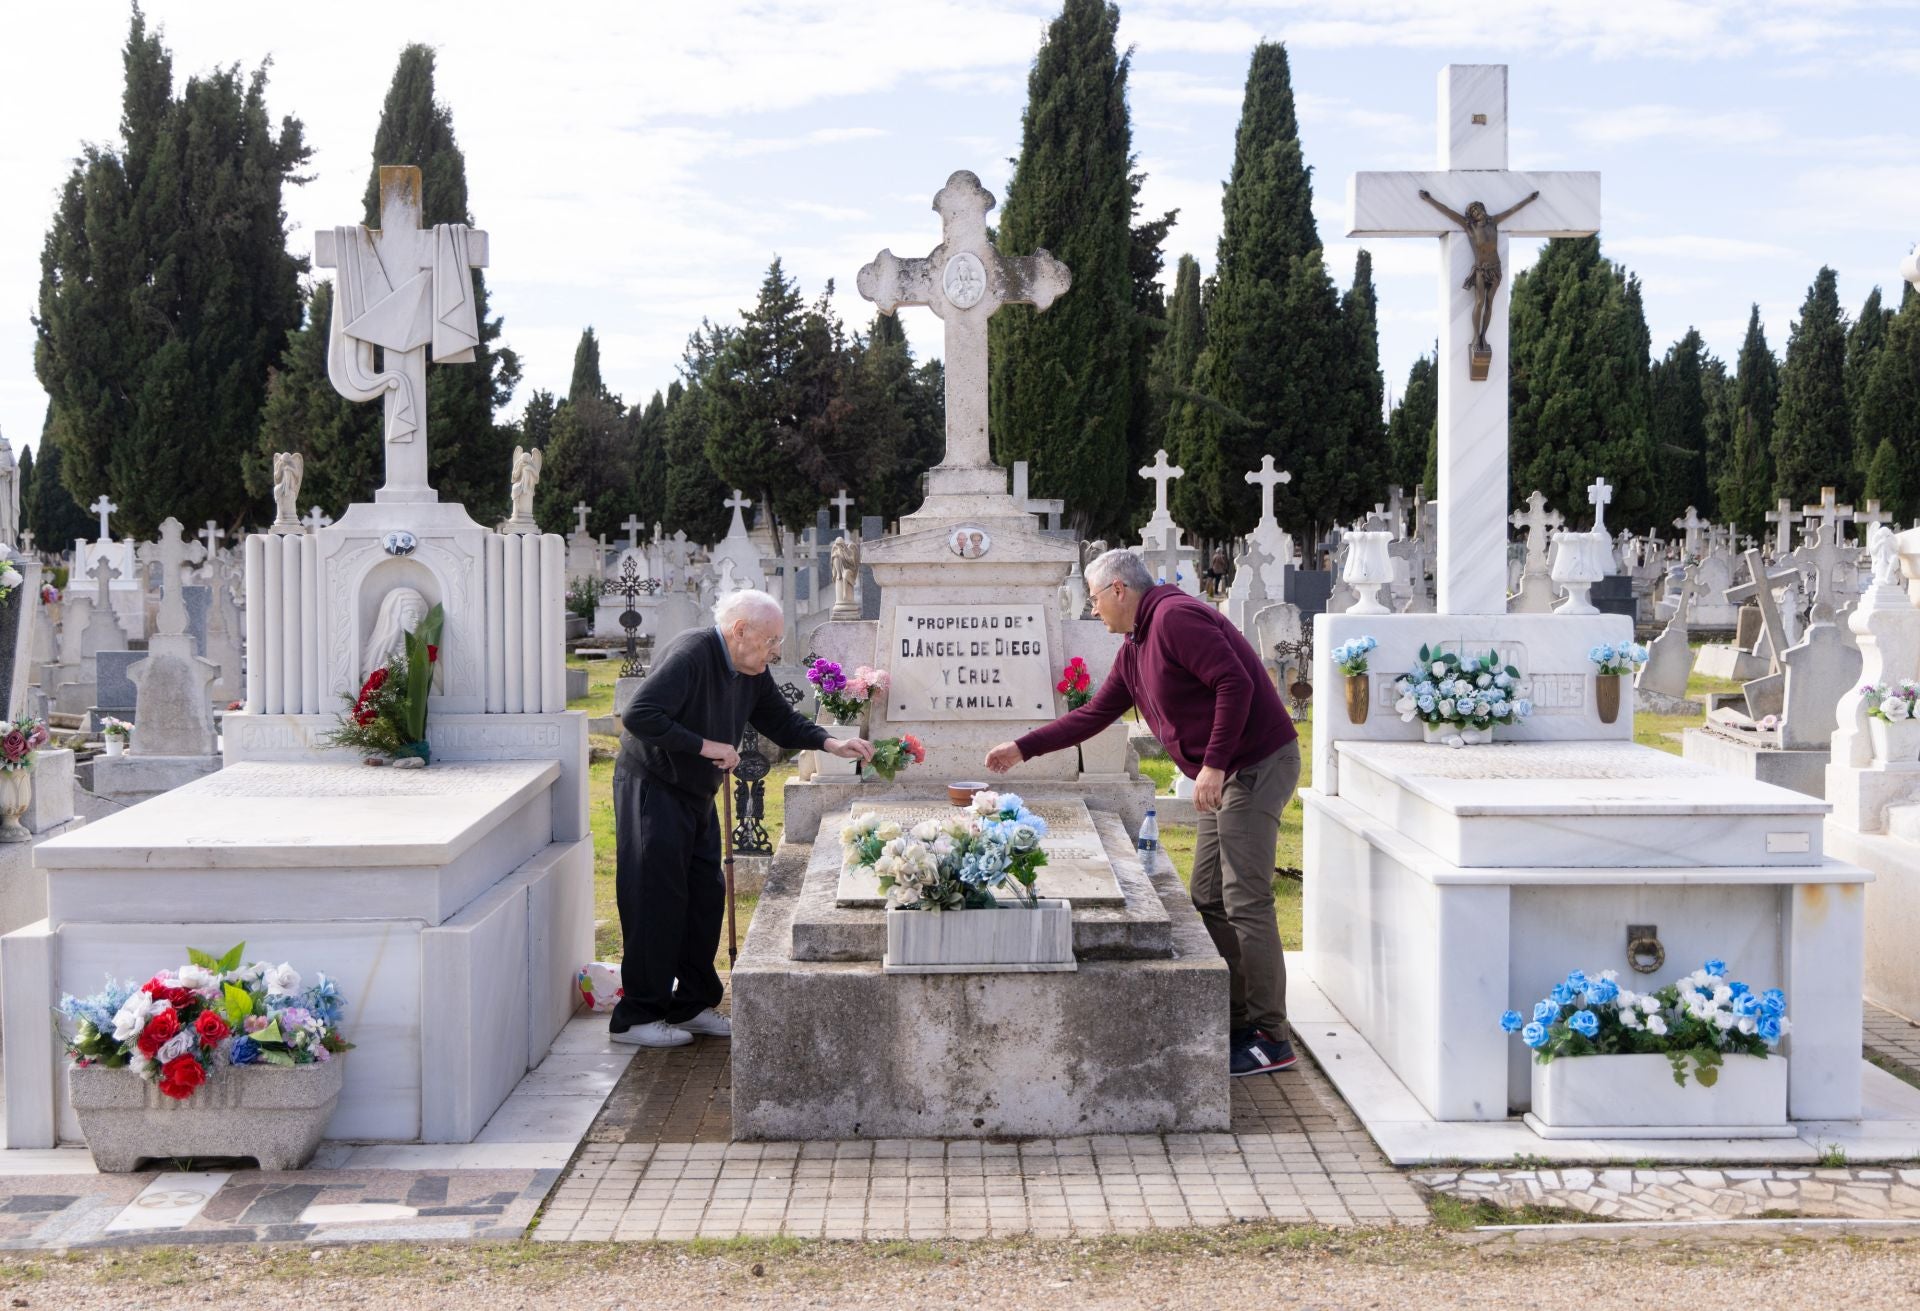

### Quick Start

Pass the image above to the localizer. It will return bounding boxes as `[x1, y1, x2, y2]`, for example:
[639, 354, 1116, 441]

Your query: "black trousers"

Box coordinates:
[611, 760, 725, 1029]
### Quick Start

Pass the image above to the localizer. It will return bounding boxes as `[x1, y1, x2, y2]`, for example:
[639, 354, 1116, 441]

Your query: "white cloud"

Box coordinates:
[1606, 234, 1800, 262]
[1570, 104, 1786, 148]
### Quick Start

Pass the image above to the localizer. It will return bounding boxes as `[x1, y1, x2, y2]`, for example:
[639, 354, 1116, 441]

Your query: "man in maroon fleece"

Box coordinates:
[987, 549, 1302, 1077]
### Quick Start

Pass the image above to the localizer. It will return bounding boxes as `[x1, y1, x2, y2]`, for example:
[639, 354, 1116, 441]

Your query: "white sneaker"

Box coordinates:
[610, 1020, 692, 1048]
[679, 1008, 732, 1038]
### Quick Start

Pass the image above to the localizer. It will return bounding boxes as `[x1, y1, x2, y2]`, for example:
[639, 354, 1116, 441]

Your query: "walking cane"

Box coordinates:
[721, 765, 738, 966]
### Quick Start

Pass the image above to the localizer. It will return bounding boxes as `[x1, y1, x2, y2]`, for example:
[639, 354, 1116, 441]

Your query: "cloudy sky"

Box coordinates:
[2, 0, 1916, 464]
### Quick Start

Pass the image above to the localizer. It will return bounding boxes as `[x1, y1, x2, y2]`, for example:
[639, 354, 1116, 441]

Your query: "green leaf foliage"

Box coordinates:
[1716, 305, 1779, 531]
[1385, 352, 1437, 495]
[1857, 285, 1920, 524]
[401, 603, 444, 744]
[1649, 328, 1716, 526]
[25, 408, 96, 550]
[1772, 267, 1852, 511]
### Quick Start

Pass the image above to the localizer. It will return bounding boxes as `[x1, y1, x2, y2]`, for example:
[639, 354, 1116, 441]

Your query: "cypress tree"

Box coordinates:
[1339, 251, 1388, 513]
[1385, 353, 1437, 493]
[1157, 255, 1211, 535]
[630, 391, 670, 534]
[1846, 285, 1893, 491]
[1649, 329, 1712, 525]
[988, 0, 1137, 538]
[15, 445, 33, 545]
[1772, 267, 1852, 508]
[1717, 306, 1779, 531]
[569, 327, 606, 404]
[536, 392, 632, 540]
[36, 8, 310, 535]
[27, 406, 95, 551]
[662, 326, 733, 544]
[1508, 237, 1656, 527]
[843, 314, 943, 526]
[1125, 195, 1178, 527]
[253, 282, 378, 517]
[1857, 284, 1920, 523]
[1174, 42, 1346, 543]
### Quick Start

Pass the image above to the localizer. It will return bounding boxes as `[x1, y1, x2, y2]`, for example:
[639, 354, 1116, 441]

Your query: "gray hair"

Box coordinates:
[714, 588, 782, 632]
[1085, 548, 1155, 595]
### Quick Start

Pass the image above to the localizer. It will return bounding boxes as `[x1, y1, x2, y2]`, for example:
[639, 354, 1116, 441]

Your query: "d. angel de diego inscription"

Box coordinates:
[889, 604, 1053, 720]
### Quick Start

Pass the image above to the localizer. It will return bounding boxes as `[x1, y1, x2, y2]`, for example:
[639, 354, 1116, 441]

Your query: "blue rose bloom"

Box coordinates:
[1704, 958, 1728, 977]
[1550, 983, 1576, 1007]
[1756, 1014, 1783, 1044]
[1500, 1010, 1524, 1033]
[1533, 999, 1558, 1023]
[1586, 979, 1619, 1006]
[1761, 989, 1787, 1017]
[1569, 1009, 1600, 1038]
[229, 1036, 260, 1066]
[1521, 1021, 1549, 1049]
[1729, 981, 1751, 998]
[1732, 993, 1761, 1018]
[1566, 970, 1590, 990]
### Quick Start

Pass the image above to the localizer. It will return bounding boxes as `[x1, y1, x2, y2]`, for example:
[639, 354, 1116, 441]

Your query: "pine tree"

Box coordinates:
[844, 314, 944, 525]
[1508, 237, 1656, 527]
[1339, 251, 1388, 512]
[1717, 306, 1779, 531]
[662, 327, 734, 544]
[27, 406, 95, 551]
[36, 8, 310, 535]
[1857, 284, 1920, 523]
[1846, 285, 1893, 491]
[253, 282, 379, 517]
[1650, 329, 1712, 525]
[569, 327, 606, 404]
[1173, 42, 1347, 543]
[1772, 267, 1852, 508]
[1385, 353, 1437, 493]
[988, 0, 1137, 538]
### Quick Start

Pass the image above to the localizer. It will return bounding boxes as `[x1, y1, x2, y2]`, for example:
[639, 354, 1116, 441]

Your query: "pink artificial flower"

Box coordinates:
[846, 677, 869, 699]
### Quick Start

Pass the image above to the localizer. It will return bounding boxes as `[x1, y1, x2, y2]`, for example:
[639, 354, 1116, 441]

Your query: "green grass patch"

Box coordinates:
[1427, 1193, 1593, 1230]
[567, 656, 621, 719]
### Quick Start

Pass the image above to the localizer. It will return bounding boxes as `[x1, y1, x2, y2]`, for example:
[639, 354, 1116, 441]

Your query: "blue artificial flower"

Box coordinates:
[1566, 970, 1590, 990]
[1732, 992, 1761, 1018]
[303, 974, 346, 1026]
[1513, 699, 1533, 717]
[1569, 1010, 1600, 1038]
[1417, 696, 1436, 714]
[1703, 958, 1727, 977]
[1761, 988, 1787, 1017]
[1586, 979, 1619, 1006]
[229, 1036, 260, 1066]
[1756, 1014, 1783, 1044]
[1728, 981, 1751, 998]
[1521, 1021, 1549, 1049]
[1532, 999, 1558, 1023]
[1500, 1010, 1524, 1033]
[996, 793, 1024, 816]
[1550, 983, 1577, 1007]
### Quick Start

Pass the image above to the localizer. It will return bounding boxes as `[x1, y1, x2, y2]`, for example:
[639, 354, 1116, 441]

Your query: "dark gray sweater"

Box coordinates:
[620, 626, 827, 798]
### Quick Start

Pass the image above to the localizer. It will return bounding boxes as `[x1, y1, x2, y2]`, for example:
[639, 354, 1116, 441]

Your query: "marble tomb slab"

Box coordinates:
[834, 798, 1126, 906]
[1335, 740, 1829, 869]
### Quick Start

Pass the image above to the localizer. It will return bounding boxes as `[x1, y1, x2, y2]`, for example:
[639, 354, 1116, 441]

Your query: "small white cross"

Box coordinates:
[1586, 476, 1613, 534]
[621, 514, 644, 550]
[87, 553, 120, 609]
[200, 520, 224, 559]
[830, 489, 855, 531]
[1672, 506, 1708, 559]
[1508, 490, 1564, 571]
[136, 517, 208, 638]
[1856, 500, 1894, 534]
[1764, 497, 1803, 557]
[18, 530, 32, 554]
[723, 489, 753, 538]
[302, 506, 329, 533]
[573, 502, 591, 536]
[1139, 449, 1183, 518]
[89, 495, 117, 542]
[1246, 455, 1292, 527]
[1802, 486, 1854, 544]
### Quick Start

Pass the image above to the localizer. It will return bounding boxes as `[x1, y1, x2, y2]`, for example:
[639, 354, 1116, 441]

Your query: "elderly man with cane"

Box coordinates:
[614, 589, 873, 1047]
[985, 549, 1302, 1077]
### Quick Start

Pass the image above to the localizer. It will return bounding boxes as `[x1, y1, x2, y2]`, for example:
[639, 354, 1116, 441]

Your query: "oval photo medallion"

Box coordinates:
[942, 252, 987, 310]
[947, 524, 991, 560]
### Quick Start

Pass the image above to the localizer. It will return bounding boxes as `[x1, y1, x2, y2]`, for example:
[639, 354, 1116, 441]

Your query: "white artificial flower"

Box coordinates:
[1395, 696, 1417, 718]
[1438, 699, 1456, 717]
[910, 820, 941, 843]
[875, 822, 903, 843]
[1647, 1015, 1669, 1036]
[969, 792, 1001, 816]
[1616, 990, 1638, 1009]
[1641, 997, 1661, 1015]
[1713, 1012, 1736, 1031]
[111, 991, 157, 1043]
[264, 962, 302, 998]
[1738, 1017, 1758, 1036]
[1599, 970, 1619, 982]
[1431, 662, 1447, 677]
[156, 1028, 197, 1064]
[1476, 673, 1492, 688]
[1888, 697, 1913, 721]
[1711, 985, 1732, 1006]
[838, 824, 858, 845]
[177, 964, 216, 992]
[1620, 1010, 1643, 1030]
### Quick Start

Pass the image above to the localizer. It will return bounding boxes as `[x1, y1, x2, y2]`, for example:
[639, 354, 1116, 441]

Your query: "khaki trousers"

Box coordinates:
[1188, 740, 1301, 1041]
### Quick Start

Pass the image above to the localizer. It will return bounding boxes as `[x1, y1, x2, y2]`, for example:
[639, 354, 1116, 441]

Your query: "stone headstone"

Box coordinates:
[1778, 623, 1862, 751]
[859, 515, 885, 621]
[1591, 573, 1635, 619]
[93, 649, 140, 719]
[182, 584, 211, 659]
[1282, 568, 1332, 618]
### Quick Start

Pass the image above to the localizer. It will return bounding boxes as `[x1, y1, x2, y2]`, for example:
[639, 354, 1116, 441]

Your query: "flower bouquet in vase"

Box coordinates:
[1333, 636, 1378, 724]
[1864, 681, 1920, 764]
[0, 716, 51, 842]
[326, 604, 443, 766]
[1394, 645, 1530, 745]
[100, 717, 132, 758]
[809, 659, 888, 776]
[1589, 641, 1648, 725]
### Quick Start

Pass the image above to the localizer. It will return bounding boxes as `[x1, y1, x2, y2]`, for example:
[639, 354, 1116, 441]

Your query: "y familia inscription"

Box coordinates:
[890, 604, 1054, 720]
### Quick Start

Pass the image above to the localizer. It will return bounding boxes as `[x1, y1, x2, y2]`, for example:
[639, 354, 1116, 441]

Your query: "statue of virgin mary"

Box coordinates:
[362, 587, 442, 690]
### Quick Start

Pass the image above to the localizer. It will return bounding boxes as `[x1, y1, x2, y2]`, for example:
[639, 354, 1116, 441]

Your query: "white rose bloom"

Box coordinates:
[178, 964, 216, 992]
[264, 962, 303, 998]
[1431, 662, 1447, 677]
[1476, 673, 1492, 688]
[1641, 997, 1661, 1015]
[0, 568, 21, 589]
[1620, 1011, 1642, 1030]
[969, 792, 1001, 816]
[1738, 1017, 1757, 1035]
[838, 824, 859, 845]
[876, 822, 903, 843]
[111, 992, 157, 1043]
[1711, 985, 1732, 1006]
[1616, 990, 1638, 1009]
[1647, 1015, 1669, 1036]
[156, 1029, 197, 1064]
[1713, 1011, 1736, 1031]
[910, 820, 941, 843]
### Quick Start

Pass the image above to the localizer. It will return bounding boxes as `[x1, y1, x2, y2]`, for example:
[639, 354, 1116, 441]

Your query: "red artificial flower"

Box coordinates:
[1074, 673, 1090, 691]
[902, 733, 926, 764]
[363, 668, 388, 695]
[1056, 679, 1069, 694]
[141, 977, 196, 1009]
[193, 1011, 230, 1045]
[426, 644, 439, 663]
[138, 1008, 181, 1059]
[158, 1054, 207, 1101]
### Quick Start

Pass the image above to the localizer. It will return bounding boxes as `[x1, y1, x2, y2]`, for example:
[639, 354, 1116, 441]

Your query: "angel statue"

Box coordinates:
[830, 536, 861, 619]
[1870, 522, 1905, 590]
[507, 445, 543, 529]
[272, 452, 304, 530]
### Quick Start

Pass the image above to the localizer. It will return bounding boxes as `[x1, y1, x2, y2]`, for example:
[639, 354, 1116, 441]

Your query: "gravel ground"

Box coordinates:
[7, 1228, 1920, 1310]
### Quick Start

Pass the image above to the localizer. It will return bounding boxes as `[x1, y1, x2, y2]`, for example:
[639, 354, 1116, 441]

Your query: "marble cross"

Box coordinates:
[87, 554, 120, 611]
[1247, 455, 1292, 527]
[89, 495, 117, 542]
[1727, 549, 1802, 675]
[1764, 497, 1803, 557]
[1011, 462, 1064, 530]
[200, 520, 224, 559]
[1586, 476, 1613, 534]
[857, 170, 1071, 475]
[302, 507, 329, 534]
[18, 530, 31, 554]
[1139, 449, 1183, 519]
[1673, 506, 1708, 560]
[314, 165, 489, 504]
[573, 502, 591, 536]
[1386, 485, 1406, 540]
[1792, 517, 1855, 623]
[1348, 65, 1599, 614]
[830, 489, 855, 531]
[1508, 490, 1563, 573]
[622, 515, 644, 551]
[1802, 486, 1854, 546]
[136, 517, 208, 638]
[1856, 500, 1894, 537]
[723, 490, 752, 538]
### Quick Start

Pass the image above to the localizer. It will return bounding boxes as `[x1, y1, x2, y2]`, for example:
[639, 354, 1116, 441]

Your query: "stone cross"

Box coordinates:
[622, 515, 644, 551]
[302, 507, 329, 534]
[1764, 498, 1803, 557]
[18, 530, 31, 554]
[857, 170, 1071, 478]
[1856, 500, 1894, 536]
[1508, 490, 1563, 574]
[314, 164, 489, 504]
[1139, 449, 1183, 519]
[1802, 486, 1854, 546]
[1386, 485, 1407, 540]
[87, 554, 120, 612]
[1247, 455, 1293, 527]
[1586, 476, 1613, 534]
[1673, 506, 1708, 559]
[200, 520, 224, 559]
[89, 495, 117, 542]
[1726, 549, 1802, 676]
[1347, 64, 1600, 614]
[136, 517, 208, 638]
[723, 490, 752, 538]
[573, 502, 591, 536]
[830, 489, 855, 531]
[1011, 462, 1064, 530]
[1792, 516, 1856, 623]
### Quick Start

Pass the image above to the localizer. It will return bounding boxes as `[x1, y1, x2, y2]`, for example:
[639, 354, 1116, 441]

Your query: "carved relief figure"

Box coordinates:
[363, 586, 442, 690]
[272, 452, 304, 526]
[1417, 188, 1540, 362]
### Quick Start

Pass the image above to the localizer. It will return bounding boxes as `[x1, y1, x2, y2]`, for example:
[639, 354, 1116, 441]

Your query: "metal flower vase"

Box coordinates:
[1595, 674, 1624, 725]
[1344, 675, 1370, 725]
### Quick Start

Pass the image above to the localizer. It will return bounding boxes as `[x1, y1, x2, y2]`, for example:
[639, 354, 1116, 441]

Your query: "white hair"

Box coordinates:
[714, 588, 782, 631]
[1085, 548, 1155, 594]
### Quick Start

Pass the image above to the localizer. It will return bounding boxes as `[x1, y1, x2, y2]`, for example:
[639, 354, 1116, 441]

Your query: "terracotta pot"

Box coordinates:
[0, 768, 31, 843]
[948, 781, 988, 807]
[1344, 673, 1370, 724]
[1596, 673, 1624, 725]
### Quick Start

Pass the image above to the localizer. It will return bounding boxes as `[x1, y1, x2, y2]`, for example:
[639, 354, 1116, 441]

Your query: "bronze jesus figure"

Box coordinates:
[1418, 188, 1539, 374]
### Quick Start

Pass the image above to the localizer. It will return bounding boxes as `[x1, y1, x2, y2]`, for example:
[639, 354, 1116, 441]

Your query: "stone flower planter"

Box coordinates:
[1524, 1052, 1789, 1140]
[69, 1057, 345, 1172]
[884, 899, 1075, 974]
[1869, 717, 1920, 766]
[1077, 720, 1132, 776]
[816, 723, 862, 777]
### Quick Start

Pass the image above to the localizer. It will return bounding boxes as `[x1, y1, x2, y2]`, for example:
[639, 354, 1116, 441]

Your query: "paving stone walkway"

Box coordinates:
[1417, 1165, 1920, 1222]
[535, 1038, 1430, 1241]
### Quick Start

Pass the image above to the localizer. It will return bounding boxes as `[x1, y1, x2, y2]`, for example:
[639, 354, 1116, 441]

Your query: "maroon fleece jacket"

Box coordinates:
[1016, 584, 1297, 779]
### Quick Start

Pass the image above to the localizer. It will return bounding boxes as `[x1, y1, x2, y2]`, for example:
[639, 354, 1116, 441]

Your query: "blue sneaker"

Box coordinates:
[1230, 1031, 1297, 1077]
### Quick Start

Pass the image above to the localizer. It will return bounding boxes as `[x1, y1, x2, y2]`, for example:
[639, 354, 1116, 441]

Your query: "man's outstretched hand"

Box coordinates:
[984, 742, 1023, 774]
[823, 736, 876, 764]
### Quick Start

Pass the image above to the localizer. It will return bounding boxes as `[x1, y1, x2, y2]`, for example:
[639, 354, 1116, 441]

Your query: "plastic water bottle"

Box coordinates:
[1135, 807, 1160, 854]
